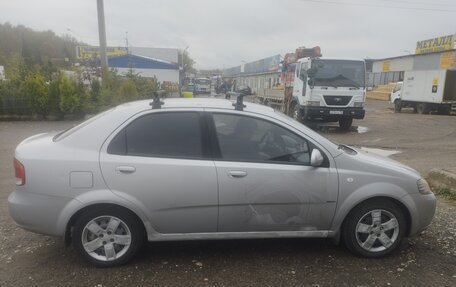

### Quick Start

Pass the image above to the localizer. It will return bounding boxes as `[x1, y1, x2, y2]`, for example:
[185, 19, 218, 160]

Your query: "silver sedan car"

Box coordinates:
[8, 98, 436, 266]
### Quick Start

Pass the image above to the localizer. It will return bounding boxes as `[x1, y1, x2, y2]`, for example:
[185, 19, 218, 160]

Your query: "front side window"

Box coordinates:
[212, 113, 310, 164]
[108, 112, 203, 158]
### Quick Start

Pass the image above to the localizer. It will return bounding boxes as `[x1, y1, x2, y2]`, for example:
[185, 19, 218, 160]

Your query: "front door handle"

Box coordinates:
[229, 171, 247, 178]
[115, 166, 136, 174]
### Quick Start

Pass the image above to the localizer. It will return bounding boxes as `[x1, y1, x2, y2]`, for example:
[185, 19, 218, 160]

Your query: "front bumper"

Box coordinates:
[402, 192, 436, 236]
[8, 190, 76, 237]
[301, 106, 365, 120]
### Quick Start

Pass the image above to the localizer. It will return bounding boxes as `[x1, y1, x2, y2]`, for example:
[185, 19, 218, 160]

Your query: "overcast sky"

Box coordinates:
[1, 0, 455, 69]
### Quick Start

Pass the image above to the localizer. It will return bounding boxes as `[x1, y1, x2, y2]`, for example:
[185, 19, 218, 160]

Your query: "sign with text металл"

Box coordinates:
[416, 35, 456, 55]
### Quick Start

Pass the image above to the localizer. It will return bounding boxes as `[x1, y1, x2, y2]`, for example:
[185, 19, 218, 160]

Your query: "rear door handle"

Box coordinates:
[115, 166, 136, 174]
[229, 171, 247, 178]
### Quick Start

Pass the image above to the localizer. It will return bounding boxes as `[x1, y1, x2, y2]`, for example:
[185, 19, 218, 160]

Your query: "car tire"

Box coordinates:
[73, 206, 145, 267]
[342, 199, 406, 258]
[394, 99, 402, 113]
[339, 117, 353, 131]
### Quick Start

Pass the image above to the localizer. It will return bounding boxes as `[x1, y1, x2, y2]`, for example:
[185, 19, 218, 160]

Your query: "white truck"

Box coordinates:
[390, 69, 456, 114]
[258, 47, 366, 130]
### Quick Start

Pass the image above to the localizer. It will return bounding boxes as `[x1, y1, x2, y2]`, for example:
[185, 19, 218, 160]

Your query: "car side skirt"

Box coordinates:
[146, 230, 332, 241]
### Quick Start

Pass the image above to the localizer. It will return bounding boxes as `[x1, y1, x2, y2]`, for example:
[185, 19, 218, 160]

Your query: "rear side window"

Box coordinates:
[108, 112, 203, 159]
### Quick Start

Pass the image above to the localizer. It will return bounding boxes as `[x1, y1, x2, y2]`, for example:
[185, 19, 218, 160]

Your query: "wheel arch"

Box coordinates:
[64, 203, 147, 246]
[338, 196, 412, 238]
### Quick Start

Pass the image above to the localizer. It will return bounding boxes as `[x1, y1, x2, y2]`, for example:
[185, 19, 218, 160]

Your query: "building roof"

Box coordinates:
[108, 54, 179, 70]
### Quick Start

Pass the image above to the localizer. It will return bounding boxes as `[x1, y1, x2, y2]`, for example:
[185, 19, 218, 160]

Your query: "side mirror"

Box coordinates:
[310, 149, 324, 167]
[307, 79, 315, 87]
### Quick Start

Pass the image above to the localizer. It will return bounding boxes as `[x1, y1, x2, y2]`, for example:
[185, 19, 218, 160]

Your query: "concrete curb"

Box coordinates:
[426, 168, 456, 198]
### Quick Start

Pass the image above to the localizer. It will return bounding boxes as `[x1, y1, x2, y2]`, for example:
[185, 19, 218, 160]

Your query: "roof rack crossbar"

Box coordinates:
[230, 93, 246, 111]
[150, 90, 166, 109]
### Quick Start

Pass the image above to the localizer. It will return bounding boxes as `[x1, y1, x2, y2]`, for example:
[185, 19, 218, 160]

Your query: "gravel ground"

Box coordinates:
[0, 100, 455, 286]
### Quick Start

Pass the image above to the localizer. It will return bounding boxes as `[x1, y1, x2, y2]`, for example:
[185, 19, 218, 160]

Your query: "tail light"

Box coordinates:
[14, 158, 25, 186]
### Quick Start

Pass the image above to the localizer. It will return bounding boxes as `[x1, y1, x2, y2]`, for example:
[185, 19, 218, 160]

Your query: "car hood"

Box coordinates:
[335, 147, 421, 180]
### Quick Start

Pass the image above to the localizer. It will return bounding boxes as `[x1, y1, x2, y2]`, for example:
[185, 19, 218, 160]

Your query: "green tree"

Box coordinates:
[119, 79, 138, 102]
[178, 50, 196, 75]
[90, 78, 102, 108]
[24, 73, 49, 117]
[58, 73, 79, 115]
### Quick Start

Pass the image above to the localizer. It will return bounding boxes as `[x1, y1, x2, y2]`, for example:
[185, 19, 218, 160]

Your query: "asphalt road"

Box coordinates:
[0, 99, 455, 286]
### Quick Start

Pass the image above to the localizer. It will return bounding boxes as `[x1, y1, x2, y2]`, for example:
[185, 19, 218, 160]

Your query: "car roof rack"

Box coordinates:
[150, 90, 166, 109]
[232, 93, 246, 111]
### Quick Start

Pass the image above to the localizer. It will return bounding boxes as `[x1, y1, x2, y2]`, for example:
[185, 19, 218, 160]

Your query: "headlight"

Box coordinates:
[354, 101, 364, 108]
[306, 100, 320, 106]
[417, 178, 432, 195]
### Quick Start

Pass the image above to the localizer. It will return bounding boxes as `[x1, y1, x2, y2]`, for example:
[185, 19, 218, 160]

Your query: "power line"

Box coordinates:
[299, 0, 456, 12]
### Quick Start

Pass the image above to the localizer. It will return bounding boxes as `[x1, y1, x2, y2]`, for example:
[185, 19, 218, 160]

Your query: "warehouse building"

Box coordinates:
[77, 46, 179, 84]
[108, 53, 179, 82]
[368, 34, 456, 88]
[223, 55, 281, 94]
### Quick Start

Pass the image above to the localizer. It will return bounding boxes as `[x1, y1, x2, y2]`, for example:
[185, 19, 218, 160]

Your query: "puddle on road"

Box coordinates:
[359, 147, 401, 157]
[356, 126, 369, 134]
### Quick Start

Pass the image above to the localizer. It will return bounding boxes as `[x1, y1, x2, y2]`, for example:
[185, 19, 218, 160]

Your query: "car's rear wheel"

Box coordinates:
[342, 200, 406, 258]
[73, 207, 144, 267]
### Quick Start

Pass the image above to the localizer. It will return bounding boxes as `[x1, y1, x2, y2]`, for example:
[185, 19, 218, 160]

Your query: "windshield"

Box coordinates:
[53, 108, 114, 141]
[195, 79, 211, 85]
[312, 60, 365, 88]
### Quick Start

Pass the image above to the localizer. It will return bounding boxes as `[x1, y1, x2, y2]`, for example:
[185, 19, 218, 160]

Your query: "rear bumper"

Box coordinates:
[8, 190, 77, 237]
[301, 106, 365, 120]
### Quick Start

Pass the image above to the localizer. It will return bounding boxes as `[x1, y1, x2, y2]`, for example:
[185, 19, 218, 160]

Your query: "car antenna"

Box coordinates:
[150, 90, 165, 109]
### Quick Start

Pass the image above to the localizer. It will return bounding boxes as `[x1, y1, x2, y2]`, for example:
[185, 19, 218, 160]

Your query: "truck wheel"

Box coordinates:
[394, 100, 402, 113]
[339, 117, 353, 131]
[416, 103, 429, 114]
[291, 103, 301, 122]
[342, 199, 406, 258]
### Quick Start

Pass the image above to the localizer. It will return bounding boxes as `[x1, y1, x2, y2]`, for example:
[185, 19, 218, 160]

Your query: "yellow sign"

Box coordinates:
[440, 51, 456, 69]
[77, 46, 127, 59]
[416, 34, 456, 54]
[432, 78, 439, 85]
[382, 60, 390, 72]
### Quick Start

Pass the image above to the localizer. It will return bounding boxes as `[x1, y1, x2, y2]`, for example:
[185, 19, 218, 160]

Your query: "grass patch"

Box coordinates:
[432, 187, 456, 201]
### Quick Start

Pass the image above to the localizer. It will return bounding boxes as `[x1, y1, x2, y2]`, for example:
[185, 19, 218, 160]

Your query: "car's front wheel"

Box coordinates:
[73, 207, 145, 267]
[342, 200, 406, 258]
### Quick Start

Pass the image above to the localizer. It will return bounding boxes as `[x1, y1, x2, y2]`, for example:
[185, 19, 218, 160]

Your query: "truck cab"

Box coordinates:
[291, 58, 366, 130]
[390, 81, 403, 112]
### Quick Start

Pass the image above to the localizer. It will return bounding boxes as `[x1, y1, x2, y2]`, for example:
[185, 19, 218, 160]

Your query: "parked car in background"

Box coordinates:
[8, 98, 436, 266]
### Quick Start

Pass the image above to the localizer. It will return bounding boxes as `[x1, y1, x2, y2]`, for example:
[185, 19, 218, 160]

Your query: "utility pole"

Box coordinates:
[178, 46, 189, 97]
[97, 0, 108, 69]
